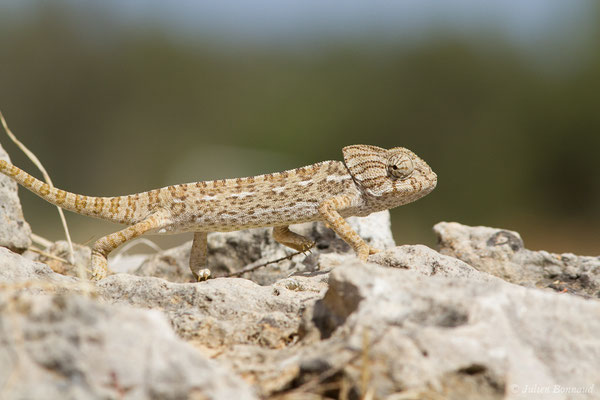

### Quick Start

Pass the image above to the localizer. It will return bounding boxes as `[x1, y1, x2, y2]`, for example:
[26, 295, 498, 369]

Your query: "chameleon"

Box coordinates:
[0, 145, 437, 281]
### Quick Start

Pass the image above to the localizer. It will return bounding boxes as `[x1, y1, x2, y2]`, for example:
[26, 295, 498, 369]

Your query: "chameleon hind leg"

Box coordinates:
[190, 232, 211, 281]
[272, 225, 315, 253]
[91, 213, 167, 280]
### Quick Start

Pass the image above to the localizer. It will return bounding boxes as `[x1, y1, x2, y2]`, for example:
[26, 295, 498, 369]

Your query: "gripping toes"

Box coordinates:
[89, 213, 166, 282]
[356, 243, 380, 262]
[273, 226, 315, 253]
[369, 245, 381, 255]
[195, 268, 211, 282]
[90, 250, 108, 281]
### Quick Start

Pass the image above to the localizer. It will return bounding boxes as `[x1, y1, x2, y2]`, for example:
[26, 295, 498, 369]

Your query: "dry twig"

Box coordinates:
[0, 110, 77, 270]
[222, 249, 308, 278]
[26, 246, 69, 264]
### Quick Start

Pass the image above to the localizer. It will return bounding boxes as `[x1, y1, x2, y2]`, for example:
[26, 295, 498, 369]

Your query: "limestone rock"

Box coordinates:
[0, 291, 256, 400]
[23, 240, 92, 279]
[214, 247, 600, 399]
[295, 262, 600, 399]
[0, 144, 32, 252]
[369, 244, 498, 282]
[97, 273, 328, 353]
[0, 247, 75, 285]
[434, 221, 600, 298]
[3, 217, 598, 399]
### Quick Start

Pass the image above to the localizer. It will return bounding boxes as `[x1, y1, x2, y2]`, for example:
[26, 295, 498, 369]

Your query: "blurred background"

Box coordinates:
[0, 0, 598, 255]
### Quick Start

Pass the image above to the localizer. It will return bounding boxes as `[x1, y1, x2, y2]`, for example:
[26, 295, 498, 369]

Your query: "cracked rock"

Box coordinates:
[434, 221, 600, 298]
[0, 144, 31, 252]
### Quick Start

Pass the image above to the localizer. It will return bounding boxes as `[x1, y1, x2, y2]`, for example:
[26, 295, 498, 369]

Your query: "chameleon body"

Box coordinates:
[0, 145, 437, 281]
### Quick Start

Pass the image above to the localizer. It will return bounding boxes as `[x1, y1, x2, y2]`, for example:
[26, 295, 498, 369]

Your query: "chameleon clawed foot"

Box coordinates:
[195, 268, 212, 282]
[302, 245, 314, 256]
[273, 225, 315, 254]
[368, 246, 381, 255]
[300, 240, 316, 253]
[293, 241, 315, 259]
[355, 244, 381, 263]
[287, 239, 315, 253]
[90, 251, 109, 281]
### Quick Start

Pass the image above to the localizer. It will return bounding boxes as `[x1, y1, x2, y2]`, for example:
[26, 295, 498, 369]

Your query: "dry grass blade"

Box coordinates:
[0, 110, 77, 269]
[27, 246, 69, 264]
[31, 233, 54, 248]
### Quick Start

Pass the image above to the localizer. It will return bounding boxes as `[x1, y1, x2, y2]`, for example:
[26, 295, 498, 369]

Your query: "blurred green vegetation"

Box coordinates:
[0, 4, 598, 254]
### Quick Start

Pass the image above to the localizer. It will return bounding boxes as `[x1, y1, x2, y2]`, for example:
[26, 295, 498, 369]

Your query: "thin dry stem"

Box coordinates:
[360, 329, 372, 398]
[30, 233, 54, 248]
[27, 246, 69, 264]
[0, 110, 77, 270]
[222, 249, 307, 278]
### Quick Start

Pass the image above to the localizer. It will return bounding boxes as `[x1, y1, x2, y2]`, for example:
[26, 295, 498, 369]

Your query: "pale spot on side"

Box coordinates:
[326, 174, 351, 183]
[228, 191, 255, 198]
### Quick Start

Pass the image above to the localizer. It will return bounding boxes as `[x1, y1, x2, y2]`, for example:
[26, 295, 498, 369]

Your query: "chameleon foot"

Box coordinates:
[356, 244, 381, 262]
[195, 268, 211, 282]
[272, 225, 315, 253]
[90, 251, 108, 281]
[293, 240, 316, 253]
[368, 245, 381, 255]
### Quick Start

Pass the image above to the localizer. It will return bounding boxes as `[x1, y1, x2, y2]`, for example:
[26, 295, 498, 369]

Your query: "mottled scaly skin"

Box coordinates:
[0, 145, 437, 281]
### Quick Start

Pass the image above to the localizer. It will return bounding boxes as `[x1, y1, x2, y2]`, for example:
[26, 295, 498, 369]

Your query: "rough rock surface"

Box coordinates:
[435, 221, 600, 298]
[0, 247, 76, 285]
[2, 211, 599, 399]
[302, 262, 600, 399]
[0, 290, 256, 400]
[0, 144, 31, 251]
[97, 273, 328, 353]
[369, 244, 499, 282]
[23, 240, 92, 278]
[211, 248, 600, 399]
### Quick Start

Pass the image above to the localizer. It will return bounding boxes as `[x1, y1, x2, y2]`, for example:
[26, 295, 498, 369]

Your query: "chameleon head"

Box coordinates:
[342, 144, 437, 210]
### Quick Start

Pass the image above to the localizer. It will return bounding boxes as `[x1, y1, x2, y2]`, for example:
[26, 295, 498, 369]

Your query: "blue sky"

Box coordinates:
[4, 0, 595, 47]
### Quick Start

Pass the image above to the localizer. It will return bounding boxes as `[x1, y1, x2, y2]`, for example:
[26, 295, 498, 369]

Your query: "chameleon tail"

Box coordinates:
[0, 159, 147, 225]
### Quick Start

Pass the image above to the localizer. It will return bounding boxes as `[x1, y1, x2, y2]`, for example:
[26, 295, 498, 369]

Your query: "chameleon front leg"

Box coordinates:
[318, 195, 380, 262]
[91, 212, 167, 280]
[190, 231, 211, 281]
[272, 225, 315, 253]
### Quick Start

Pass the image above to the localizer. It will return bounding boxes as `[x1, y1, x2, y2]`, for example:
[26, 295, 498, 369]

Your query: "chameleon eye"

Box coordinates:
[387, 154, 414, 179]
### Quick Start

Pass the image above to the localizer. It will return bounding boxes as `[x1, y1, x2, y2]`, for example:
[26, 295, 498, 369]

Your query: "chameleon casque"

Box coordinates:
[0, 145, 437, 281]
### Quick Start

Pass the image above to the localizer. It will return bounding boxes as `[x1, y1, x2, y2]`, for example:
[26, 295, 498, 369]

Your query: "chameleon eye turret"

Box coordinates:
[387, 154, 414, 180]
